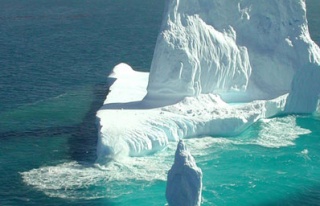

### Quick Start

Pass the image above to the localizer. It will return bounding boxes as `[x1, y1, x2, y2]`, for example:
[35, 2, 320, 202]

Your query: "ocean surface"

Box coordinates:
[0, 0, 319, 205]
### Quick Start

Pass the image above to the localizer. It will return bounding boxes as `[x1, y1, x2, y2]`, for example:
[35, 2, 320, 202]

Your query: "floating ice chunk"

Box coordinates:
[301, 149, 308, 155]
[298, 149, 311, 161]
[166, 140, 202, 206]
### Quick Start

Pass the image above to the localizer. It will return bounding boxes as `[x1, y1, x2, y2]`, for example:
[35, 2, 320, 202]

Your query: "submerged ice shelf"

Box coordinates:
[96, 0, 320, 162]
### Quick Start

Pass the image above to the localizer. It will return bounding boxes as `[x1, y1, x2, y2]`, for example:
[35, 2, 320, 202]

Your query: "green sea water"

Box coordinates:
[0, 0, 320, 205]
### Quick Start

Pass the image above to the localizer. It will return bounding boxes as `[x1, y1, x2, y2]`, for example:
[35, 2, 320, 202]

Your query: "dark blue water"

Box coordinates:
[0, 0, 161, 112]
[0, 0, 319, 205]
[0, 1, 163, 205]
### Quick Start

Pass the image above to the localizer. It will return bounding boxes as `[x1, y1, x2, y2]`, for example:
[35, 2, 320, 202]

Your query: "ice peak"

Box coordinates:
[174, 140, 196, 167]
[166, 140, 202, 206]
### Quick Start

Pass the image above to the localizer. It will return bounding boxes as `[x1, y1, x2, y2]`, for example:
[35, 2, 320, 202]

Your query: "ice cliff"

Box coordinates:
[96, 0, 320, 162]
[166, 140, 202, 206]
[147, 0, 320, 112]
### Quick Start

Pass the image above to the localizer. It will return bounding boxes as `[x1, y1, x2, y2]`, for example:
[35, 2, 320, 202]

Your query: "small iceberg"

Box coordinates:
[166, 140, 202, 206]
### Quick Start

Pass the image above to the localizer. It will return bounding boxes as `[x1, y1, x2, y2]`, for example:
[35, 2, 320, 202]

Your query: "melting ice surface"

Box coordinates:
[21, 0, 320, 204]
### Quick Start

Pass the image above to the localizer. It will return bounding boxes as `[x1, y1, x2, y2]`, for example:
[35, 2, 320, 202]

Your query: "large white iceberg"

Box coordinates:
[166, 140, 202, 206]
[96, 0, 320, 162]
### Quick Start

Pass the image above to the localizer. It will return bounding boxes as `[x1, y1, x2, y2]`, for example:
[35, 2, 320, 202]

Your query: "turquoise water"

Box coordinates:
[0, 0, 319, 205]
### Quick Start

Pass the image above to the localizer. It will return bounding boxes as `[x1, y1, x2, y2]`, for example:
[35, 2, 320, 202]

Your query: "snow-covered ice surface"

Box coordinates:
[166, 140, 202, 206]
[96, 0, 320, 162]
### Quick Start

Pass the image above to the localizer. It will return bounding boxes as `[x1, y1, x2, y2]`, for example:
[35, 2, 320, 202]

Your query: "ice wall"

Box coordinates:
[147, 0, 320, 112]
[166, 140, 202, 206]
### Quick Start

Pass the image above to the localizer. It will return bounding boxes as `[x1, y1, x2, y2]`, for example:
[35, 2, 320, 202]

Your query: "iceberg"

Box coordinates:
[96, 0, 320, 162]
[166, 140, 202, 206]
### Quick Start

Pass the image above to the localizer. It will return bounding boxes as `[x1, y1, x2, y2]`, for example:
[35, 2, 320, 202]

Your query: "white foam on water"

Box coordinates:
[21, 139, 234, 200]
[21, 116, 311, 200]
[21, 162, 109, 199]
[184, 137, 235, 156]
[21, 144, 177, 200]
[183, 116, 310, 151]
[251, 116, 311, 148]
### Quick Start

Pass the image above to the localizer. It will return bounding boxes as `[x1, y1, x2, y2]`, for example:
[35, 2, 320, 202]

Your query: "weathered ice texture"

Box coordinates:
[147, 0, 320, 111]
[166, 140, 202, 206]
